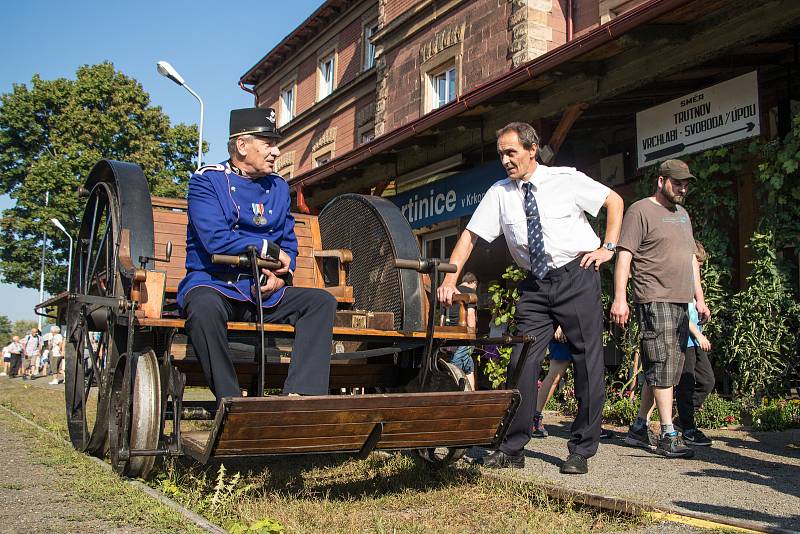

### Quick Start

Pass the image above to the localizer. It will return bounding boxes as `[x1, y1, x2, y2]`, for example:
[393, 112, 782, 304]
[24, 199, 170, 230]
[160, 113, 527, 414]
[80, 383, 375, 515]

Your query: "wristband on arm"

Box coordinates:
[261, 239, 281, 260]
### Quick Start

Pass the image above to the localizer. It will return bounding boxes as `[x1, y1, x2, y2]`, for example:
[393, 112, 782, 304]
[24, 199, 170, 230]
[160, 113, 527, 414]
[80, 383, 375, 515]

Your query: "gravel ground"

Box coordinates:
[0, 415, 148, 533]
[616, 522, 712, 534]
[470, 414, 800, 533]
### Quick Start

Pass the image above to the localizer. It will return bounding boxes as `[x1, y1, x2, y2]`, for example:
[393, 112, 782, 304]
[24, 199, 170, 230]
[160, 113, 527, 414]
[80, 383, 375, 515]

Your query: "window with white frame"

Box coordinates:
[279, 84, 294, 126]
[363, 21, 378, 70]
[318, 52, 335, 100]
[422, 228, 459, 285]
[314, 151, 332, 168]
[423, 228, 458, 261]
[430, 65, 456, 110]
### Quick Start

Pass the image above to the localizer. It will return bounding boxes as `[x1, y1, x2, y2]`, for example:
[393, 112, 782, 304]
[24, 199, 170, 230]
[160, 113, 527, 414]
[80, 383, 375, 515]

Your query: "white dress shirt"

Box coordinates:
[466, 164, 610, 270]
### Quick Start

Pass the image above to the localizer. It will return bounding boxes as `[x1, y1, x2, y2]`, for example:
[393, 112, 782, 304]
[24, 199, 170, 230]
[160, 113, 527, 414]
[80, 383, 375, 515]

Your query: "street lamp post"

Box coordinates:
[38, 192, 49, 329]
[156, 60, 204, 167]
[51, 218, 73, 295]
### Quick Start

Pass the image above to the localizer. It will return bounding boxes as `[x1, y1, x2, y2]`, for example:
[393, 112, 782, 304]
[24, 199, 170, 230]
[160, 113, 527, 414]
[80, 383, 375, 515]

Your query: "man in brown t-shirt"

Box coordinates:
[610, 159, 710, 459]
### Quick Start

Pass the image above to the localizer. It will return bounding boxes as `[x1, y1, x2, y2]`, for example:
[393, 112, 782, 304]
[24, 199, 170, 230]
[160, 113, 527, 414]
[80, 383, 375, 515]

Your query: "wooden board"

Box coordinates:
[181, 390, 519, 463]
[136, 316, 477, 341]
[140, 271, 166, 319]
[333, 310, 394, 330]
[174, 361, 403, 389]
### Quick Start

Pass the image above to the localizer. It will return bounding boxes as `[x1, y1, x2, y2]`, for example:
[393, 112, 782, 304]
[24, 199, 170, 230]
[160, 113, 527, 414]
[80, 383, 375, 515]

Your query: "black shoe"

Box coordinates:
[683, 428, 712, 447]
[655, 432, 694, 458]
[600, 428, 613, 439]
[624, 425, 657, 450]
[560, 453, 588, 474]
[477, 450, 525, 469]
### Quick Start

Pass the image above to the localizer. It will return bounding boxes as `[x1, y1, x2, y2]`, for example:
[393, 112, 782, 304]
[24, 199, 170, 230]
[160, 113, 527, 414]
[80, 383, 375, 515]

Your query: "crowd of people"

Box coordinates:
[2, 325, 64, 384]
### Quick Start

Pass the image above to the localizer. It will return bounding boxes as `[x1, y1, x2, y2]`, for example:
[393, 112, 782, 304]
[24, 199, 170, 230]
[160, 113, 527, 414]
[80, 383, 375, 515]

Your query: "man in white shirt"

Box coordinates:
[438, 122, 623, 474]
[22, 328, 42, 380]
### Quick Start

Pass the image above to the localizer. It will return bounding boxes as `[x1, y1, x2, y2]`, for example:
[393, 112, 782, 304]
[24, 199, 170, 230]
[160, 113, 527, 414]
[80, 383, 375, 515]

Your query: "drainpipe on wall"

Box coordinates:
[295, 183, 313, 214]
[567, 0, 574, 42]
[238, 81, 259, 106]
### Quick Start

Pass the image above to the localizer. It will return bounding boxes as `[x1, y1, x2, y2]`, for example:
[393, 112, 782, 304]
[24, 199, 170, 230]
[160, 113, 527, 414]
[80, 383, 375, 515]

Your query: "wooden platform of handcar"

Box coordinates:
[181, 391, 519, 463]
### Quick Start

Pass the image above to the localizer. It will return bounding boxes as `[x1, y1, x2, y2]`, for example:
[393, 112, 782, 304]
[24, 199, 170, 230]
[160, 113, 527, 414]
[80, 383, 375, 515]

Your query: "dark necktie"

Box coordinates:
[523, 182, 548, 279]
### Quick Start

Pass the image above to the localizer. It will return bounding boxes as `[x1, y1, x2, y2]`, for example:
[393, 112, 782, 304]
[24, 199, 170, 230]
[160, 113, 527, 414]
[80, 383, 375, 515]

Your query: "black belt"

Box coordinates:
[207, 270, 293, 287]
[208, 271, 252, 284]
[529, 256, 583, 280]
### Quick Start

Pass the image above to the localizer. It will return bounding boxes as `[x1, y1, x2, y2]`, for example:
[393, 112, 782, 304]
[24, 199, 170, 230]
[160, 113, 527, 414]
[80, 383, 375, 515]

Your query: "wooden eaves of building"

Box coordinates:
[241, 0, 800, 288]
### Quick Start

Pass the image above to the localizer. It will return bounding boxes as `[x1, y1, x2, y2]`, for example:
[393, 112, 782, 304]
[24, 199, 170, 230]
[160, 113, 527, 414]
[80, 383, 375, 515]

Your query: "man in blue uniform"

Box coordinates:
[177, 107, 337, 399]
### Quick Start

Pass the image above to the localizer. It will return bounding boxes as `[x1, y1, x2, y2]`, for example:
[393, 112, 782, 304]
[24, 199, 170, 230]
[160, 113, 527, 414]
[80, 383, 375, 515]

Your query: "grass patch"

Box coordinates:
[157, 452, 640, 533]
[0, 378, 70, 437]
[1, 378, 643, 533]
[0, 403, 203, 533]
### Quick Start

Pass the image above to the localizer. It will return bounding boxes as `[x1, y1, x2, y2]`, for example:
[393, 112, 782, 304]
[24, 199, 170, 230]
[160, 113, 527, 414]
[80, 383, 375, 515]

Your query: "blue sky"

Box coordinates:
[1, 0, 322, 322]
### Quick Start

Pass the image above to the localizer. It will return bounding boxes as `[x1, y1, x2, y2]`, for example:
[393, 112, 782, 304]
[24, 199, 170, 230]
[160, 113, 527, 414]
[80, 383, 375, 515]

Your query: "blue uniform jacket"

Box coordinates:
[176, 161, 298, 312]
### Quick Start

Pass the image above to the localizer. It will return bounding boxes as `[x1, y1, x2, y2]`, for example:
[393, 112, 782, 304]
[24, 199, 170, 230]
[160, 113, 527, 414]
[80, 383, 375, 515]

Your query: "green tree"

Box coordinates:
[0, 62, 202, 293]
[0, 315, 12, 347]
[12, 319, 38, 339]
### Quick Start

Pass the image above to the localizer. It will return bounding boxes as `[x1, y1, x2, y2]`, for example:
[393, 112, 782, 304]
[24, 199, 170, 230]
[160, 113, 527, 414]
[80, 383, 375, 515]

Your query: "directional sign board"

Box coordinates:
[636, 71, 760, 168]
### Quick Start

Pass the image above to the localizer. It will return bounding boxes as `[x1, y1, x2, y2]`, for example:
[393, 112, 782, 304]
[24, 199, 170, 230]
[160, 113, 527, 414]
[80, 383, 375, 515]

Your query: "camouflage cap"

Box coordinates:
[660, 159, 695, 180]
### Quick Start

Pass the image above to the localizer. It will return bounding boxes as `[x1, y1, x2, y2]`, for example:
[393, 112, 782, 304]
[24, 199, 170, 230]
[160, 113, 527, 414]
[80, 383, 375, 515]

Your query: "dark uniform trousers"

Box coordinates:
[500, 259, 606, 459]
[184, 286, 337, 399]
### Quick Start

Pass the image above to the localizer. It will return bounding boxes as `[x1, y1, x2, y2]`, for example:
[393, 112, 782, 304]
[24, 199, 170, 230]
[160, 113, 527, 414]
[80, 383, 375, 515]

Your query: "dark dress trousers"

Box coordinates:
[501, 260, 606, 459]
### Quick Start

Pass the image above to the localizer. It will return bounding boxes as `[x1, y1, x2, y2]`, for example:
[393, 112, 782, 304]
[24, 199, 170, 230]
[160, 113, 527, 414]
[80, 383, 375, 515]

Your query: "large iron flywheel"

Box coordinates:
[319, 194, 424, 331]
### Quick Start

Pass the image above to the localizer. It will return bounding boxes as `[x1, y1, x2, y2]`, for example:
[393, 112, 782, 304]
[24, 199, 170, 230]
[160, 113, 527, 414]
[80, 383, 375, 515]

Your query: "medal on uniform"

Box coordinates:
[252, 203, 266, 226]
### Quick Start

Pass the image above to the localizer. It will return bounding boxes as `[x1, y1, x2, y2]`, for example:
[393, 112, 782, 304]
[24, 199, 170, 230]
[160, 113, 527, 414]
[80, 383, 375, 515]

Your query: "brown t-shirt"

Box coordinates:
[618, 198, 697, 304]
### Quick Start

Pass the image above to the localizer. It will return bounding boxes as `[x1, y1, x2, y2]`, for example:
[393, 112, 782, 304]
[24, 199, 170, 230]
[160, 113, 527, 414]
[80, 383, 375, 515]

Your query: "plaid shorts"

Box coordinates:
[635, 302, 689, 387]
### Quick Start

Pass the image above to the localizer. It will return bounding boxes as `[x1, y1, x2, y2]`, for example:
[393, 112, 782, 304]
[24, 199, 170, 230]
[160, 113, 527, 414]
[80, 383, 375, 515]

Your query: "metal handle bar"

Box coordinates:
[211, 254, 282, 270]
[395, 258, 457, 274]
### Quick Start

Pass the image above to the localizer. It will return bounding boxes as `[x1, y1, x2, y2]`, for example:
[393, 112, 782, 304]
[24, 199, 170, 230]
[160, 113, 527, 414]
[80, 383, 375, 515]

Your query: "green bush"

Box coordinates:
[482, 265, 527, 388]
[720, 232, 800, 397]
[602, 397, 638, 425]
[482, 346, 512, 389]
[694, 393, 742, 429]
[751, 399, 800, 432]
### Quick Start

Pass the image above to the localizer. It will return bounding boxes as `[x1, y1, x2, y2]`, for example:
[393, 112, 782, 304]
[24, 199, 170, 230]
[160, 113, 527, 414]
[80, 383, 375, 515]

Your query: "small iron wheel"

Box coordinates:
[109, 349, 162, 478]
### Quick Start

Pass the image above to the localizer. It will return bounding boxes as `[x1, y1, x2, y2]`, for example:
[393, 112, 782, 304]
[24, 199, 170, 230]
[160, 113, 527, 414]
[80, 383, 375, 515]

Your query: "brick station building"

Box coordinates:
[240, 0, 800, 306]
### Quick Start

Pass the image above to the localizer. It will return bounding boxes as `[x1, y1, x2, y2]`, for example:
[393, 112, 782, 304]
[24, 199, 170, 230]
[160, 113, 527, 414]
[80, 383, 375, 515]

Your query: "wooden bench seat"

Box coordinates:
[140, 195, 478, 396]
[181, 391, 520, 462]
[150, 196, 354, 305]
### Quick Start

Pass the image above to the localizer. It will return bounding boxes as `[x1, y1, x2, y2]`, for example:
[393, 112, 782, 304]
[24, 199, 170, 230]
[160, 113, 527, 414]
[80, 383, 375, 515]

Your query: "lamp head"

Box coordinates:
[156, 60, 185, 86]
[50, 218, 67, 233]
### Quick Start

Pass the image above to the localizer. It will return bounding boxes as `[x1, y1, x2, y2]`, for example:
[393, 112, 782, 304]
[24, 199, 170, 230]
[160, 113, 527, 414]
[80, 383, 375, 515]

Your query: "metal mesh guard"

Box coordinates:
[319, 195, 423, 331]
